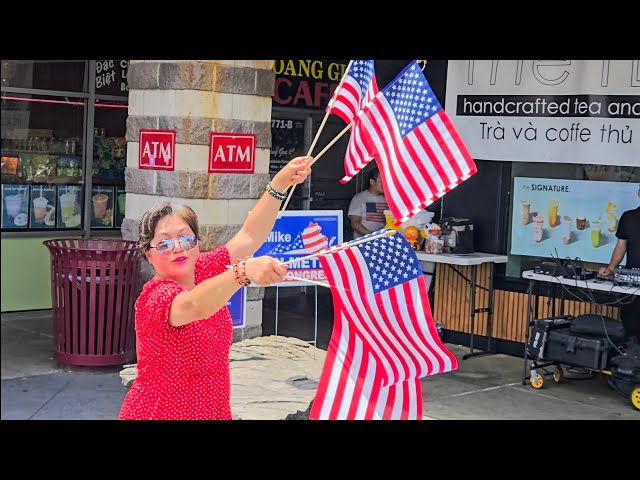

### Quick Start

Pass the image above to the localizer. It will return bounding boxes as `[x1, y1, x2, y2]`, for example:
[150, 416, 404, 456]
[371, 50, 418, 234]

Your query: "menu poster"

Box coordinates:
[1, 184, 29, 229]
[29, 185, 56, 229]
[115, 187, 126, 228]
[269, 118, 305, 175]
[91, 186, 114, 228]
[511, 177, 640, 264]
[56, 185, 83, 229]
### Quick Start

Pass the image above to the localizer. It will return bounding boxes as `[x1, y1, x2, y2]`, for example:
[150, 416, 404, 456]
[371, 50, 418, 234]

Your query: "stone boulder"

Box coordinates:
[119, 335, 326, 420]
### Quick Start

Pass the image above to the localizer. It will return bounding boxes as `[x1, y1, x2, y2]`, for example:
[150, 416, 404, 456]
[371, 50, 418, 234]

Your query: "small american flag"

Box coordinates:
[325, 60, 379, 184]
[364, 202, 387, 224]
[353, 60, 477, 225]
[309, 229, 457, 420]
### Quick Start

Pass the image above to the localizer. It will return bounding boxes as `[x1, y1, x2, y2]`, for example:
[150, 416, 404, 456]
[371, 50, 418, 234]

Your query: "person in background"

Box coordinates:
[348, 166, 388, 239]
[118, 155, 312, 420]
[598, 184, 640, 344]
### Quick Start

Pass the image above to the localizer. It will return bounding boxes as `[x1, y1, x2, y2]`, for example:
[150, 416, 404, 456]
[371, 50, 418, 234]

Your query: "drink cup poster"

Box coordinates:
[91, 186, 115, 228]
[511, 177, 640, 264]
[115, 187, 126, 228]
[29, 185, 56, 229]
[2, 184, 29, 229]
[253, 210, 343, 287]
[56, 185, 83, 229]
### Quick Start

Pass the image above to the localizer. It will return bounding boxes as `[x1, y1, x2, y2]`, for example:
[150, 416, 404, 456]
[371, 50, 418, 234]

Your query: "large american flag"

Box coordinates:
[353, 60, 477, 225]
[309, 230, 457, 420]
[311, 313, 424, 420]
[325, 60, 379, 184]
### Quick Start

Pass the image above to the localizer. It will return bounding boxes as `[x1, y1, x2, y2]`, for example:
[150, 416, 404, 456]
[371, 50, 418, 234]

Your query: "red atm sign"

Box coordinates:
[208, 132, 255, 174]
[139, 129, 175, 171]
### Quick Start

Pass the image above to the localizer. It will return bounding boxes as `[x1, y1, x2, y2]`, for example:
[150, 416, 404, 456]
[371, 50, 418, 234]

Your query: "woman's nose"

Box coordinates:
[172, 240, 184, 253]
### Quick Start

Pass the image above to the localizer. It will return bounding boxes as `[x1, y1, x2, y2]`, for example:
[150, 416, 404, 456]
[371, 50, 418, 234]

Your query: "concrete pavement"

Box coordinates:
[2, 310, 638, 420]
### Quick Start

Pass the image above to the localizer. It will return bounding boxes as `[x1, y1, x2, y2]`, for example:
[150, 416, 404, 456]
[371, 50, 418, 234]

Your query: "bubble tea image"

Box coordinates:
[590, 218, 601, 248]
[4, 193, 23, 218]
[33, 196, 49, 222]
[92, 193, 109, 219]
[561, 215, 572, 245]
[118, 193, 126, 216]
[520, 200, 531, 225]
[59, 191, 76, 221]
[547, 200, 559, 228]
[576, 214, 586, 231]
[605, 202, 617, 233]
[532, 213, 544, 243]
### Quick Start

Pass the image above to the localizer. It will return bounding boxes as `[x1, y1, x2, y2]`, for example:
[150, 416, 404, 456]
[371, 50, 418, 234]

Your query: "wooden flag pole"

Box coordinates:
[279, 60, 354, 213]
[283, 275, 330, 288]
[308, 121, 353, 167]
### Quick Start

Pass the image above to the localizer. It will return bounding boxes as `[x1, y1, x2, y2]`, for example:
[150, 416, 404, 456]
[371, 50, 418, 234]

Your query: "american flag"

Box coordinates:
[353, 60, 477, 225]
[311, 313, 424, 420]
[309, 229, 457, 420]
[364, 202, 387, 224]
[325, 60, 379, 184]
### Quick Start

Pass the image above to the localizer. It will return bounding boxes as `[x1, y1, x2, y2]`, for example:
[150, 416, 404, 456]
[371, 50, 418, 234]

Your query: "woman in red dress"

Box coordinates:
[119, 155, 312, 420]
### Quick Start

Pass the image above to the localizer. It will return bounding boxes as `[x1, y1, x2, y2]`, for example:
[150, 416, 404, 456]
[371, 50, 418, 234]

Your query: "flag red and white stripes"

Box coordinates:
[301, 222, 328, 253]
[355, 61, 477, 225]
[309, 230, 457, 420]
[325, 60, 380, 184]
[310, 311, 425, 420]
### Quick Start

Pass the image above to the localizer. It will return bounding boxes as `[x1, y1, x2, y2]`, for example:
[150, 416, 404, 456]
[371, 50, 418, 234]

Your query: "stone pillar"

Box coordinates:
[122, 60, 275, 342]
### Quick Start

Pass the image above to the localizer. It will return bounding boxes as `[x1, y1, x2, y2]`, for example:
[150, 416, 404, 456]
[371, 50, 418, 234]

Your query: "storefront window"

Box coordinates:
[1, 60, 128, 234]
[91, 99, 128, 229]
[1, 60, 88, 92]
[505, 162, 640, 279]
[1, 93, 86, 230]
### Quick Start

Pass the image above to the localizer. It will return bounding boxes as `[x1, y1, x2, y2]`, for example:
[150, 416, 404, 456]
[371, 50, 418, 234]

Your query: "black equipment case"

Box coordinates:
[526, 316, 574, 360]
[569, 314, 627, 344]
[544, 328, 612, 370]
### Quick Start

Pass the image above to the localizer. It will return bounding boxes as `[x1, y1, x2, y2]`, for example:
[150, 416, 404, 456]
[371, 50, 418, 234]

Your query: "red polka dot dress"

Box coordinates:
[119, 245, 234, 420]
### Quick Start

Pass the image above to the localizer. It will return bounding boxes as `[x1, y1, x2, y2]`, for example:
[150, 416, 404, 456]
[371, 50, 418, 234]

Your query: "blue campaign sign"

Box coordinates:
[226, 287, 246, 328]
[253, 210, 343, 287]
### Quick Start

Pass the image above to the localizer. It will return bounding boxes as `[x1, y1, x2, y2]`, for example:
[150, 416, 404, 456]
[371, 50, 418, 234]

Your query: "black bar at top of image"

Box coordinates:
[455, 95, 639, 119]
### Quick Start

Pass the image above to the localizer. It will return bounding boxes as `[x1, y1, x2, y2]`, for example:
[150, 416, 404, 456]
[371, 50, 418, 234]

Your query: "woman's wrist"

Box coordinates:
[232, 257, 252, 287]
[266, 182, 287, 201]
[269, 175, 289, 194]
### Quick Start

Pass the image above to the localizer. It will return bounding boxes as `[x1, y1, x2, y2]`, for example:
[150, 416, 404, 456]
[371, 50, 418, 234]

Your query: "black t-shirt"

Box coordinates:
[616, 206, 640, 268]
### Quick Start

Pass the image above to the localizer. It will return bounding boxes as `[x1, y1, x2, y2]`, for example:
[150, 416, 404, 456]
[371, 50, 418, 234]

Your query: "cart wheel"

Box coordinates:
[529, 373, 544, 389]
[553, 367, 565, 384]
[631, 386, 640, 412]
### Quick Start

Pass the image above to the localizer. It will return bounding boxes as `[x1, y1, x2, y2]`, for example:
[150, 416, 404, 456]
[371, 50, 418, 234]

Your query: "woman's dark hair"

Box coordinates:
[137, 202, 199, 254]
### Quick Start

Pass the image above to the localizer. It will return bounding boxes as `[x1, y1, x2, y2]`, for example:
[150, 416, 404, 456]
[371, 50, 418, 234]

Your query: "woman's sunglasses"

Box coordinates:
[149, 234, 198, 255]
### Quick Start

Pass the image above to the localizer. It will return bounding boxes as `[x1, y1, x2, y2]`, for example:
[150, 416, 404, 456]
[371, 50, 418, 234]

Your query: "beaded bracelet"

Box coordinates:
[266, 181, 287, 201]
[232, 257, 252, 287]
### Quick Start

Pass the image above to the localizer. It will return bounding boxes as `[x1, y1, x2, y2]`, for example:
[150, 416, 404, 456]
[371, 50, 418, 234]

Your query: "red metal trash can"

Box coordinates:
[43, 238, 142, 367]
